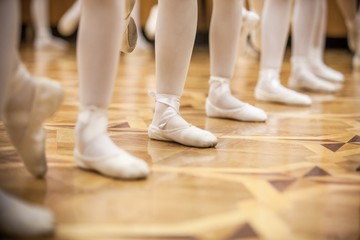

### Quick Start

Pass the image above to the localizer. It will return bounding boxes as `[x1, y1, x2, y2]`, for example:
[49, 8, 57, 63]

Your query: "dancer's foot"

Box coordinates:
[149, 93, 217, 148]
[309, 58, 344, 83]
[0, 191, 55, 238]
[206, 76, 267, 121]
[255, 69, 312, 106]
[34, 36, 69, 51]
[4, 64, 64, 177]
[74, 106, 149, 179]
[289, 58, 342, 93]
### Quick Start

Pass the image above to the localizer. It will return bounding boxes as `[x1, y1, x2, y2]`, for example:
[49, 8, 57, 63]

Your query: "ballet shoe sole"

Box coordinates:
[120, 17, 138, 53]
[120, 0, 137, 53]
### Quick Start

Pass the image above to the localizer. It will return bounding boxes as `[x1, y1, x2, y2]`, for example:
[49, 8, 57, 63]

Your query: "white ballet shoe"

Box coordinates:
[0, 191, 55, 238]
[309, 53, 344, 83]
[74, 106, 149, 179]
[289, 58, 342, 93]
[4, 65, 64, 178]
[34, 37, 69, 51]
[58, 0, 81, 36]
[206, 77, 267, 122]
[144, 4, 158, 41]
[239, 8, 260, 56]
[310, 62, 344, 83]
[148, 93, 217, 148]
[242, 8, 260, 29]
[255, 69, 312, 106]
[120, 0, 137, 53]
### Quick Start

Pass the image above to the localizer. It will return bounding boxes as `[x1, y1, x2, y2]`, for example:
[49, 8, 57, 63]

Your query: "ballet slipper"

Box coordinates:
[0, 191, 55, 238]
[120, 0, 137, 53]
[309, 50, 344, 83]
[4, 65, 64, 178]
[206, 77, 267, 122]
[310, 60, 344, 83]
[239, 8, 260, 57]
[74, 106, 149, 179]
[289, 57, 342, 93]
[148, 93, 217, 148]
[255, 69, 312, 106]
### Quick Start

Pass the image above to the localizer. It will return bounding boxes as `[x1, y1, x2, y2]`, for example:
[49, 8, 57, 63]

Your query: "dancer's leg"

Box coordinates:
[337, 0, 360, 69]
[289, 0, 341, 92]
[308, 0, 344, 82]
[336, 0, 358, 51]
[1, 0, 63, 178]
[0, 2, 56, 237]
[31, 0, 68, 50]
[58, 0, 81, 36]
[149, 0, 217, 148]
[255, 0, 311, 105]
[75, 0, 149, 179]
[248, 0, 264, 52]
[353, 8, 360, 69]
[132, 0, 152, 50]
[206, 0, 266, 122]
[0, 0, 18, 119]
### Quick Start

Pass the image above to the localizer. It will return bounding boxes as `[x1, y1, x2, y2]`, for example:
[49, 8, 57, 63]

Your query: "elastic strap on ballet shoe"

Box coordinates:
[209, 76, 232, 94]
[76, 106, 108, 152]
[149, 92, 181, 129]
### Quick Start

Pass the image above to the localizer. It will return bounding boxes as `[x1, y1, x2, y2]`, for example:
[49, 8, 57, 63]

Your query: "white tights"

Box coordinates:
[0, 1, 56, 238]
[256, 0, 311, 105]
[336, 0, 360, 69]
[75, 0, 149, 179]
[290, 0, 343, 92]
[150, 0, 266, 147]
[31, 0, 68, 50]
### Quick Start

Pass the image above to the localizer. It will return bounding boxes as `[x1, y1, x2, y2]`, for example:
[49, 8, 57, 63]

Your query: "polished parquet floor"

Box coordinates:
[0, 43, 360, 240]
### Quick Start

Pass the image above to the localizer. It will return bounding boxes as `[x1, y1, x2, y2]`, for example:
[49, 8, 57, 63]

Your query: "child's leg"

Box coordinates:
[149, 0, 217, 148]
[206, 0, 267, 122]
[255, 0, 311, 106]
[289, 0, 341, 93]
[307, 0, 344, 82]
[31, 0, 68, 50]
[75, 0, 149, 179]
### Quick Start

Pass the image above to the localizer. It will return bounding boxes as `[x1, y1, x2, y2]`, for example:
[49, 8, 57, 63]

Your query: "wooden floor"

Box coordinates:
[0, 43, 360, 240]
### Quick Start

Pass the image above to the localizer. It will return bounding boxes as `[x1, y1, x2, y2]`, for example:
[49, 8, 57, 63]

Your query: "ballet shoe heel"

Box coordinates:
[148, 125, 169, 142]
